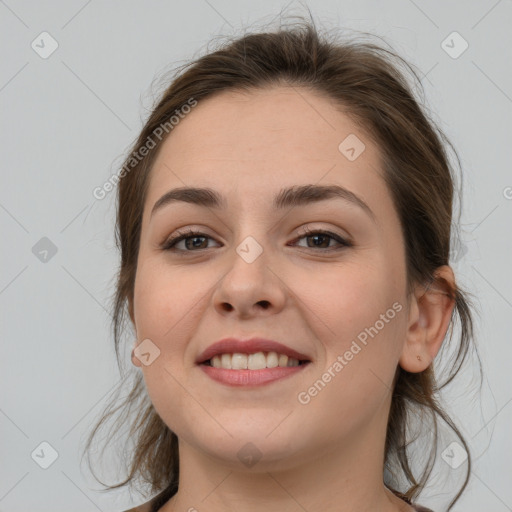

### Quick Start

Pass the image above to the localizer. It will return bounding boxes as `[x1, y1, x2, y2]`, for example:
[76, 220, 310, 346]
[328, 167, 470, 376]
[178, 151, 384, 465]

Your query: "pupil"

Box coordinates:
[187, 236, 207, 249]
[309, 235, 328, 248]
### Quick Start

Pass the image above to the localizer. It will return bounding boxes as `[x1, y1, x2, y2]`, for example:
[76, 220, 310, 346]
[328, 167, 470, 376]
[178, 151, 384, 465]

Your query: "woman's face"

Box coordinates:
[130, 86, 415, 470]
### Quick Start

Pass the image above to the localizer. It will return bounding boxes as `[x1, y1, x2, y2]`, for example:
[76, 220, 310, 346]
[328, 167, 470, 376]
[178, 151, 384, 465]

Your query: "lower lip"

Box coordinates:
[199, 363, 309, 386]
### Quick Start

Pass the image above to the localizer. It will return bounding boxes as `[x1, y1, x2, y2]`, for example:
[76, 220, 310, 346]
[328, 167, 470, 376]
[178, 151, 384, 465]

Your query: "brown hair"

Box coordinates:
[83, 16, 481, 510]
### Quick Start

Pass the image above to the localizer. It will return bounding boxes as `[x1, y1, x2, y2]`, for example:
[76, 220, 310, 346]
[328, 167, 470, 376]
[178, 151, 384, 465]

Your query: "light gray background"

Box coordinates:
[1, 1, 511, 511]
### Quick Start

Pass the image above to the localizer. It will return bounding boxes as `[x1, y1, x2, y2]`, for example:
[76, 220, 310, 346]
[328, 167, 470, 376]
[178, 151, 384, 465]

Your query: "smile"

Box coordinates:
[206, 351, 303, 370]
[199, 352, 311, 387]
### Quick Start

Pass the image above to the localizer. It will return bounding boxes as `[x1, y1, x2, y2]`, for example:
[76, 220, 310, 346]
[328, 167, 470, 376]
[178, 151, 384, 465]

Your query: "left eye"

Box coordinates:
[161, 228, 351, 253]
[293, 229, 351, 250]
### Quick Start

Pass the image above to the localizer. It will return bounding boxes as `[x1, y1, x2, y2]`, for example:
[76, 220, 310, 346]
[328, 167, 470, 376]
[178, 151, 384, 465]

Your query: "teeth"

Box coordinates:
[208, 352, 302, 370]
[248, 352, 266, 370]
[231, 353, 248, 370]
[221, 353, 232, 369]
[266, 351, 279, 368]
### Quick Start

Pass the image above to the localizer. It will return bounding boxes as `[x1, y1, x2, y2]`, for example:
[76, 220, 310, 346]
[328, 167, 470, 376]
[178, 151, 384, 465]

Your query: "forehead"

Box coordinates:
[145, 86, 394, 222]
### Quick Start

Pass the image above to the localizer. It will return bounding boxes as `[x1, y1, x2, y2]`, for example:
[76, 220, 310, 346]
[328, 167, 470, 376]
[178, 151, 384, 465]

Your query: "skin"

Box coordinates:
[128, 86, 455, 512]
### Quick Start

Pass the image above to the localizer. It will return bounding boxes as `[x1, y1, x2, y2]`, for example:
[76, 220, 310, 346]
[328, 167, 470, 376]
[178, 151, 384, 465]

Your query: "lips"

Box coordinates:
[195, 337, 312, 365]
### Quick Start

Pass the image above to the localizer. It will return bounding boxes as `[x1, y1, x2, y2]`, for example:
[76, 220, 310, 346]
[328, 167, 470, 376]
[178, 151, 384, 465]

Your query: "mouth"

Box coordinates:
[200, 351, 311, 370]
[196, 337, 312, 366]
[196, 337, 312, 387]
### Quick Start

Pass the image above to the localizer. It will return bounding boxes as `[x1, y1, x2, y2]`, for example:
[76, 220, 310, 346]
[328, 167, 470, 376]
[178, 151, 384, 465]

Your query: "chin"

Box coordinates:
[187, 423, 312, 471]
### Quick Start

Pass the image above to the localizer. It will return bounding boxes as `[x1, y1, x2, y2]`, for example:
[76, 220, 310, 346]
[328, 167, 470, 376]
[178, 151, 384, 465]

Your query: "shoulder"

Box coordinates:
[121, 501, 153, 512]
[411, 505, 435, 512]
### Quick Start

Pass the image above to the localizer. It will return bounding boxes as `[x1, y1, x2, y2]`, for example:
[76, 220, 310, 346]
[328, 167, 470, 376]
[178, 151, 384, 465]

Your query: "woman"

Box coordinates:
[85, 19, 477, 512]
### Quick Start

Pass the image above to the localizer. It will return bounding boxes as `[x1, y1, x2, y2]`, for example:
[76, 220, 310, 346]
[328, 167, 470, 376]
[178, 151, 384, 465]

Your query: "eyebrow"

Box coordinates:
[150, 184, 376, 222]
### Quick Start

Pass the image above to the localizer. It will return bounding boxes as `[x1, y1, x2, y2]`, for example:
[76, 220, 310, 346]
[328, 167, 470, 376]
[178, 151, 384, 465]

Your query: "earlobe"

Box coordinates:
[131, 340, 142, 368]
[399, 266, 456, 373]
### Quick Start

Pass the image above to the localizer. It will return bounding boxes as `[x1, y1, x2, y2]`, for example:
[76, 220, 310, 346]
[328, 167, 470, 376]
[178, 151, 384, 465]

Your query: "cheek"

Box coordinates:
[132, 259, 211, 434]
[133, 257, 211, 341]
[298, 264, 405, 433]
[299, 258, 401, 345]
[297, 256, 406, 411]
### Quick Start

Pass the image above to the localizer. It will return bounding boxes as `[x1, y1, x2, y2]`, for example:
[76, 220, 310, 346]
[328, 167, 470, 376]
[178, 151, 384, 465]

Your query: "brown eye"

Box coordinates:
[293, 228, 351, 251]
[162, 230, 220, 252]
[161, 228, 351, 254]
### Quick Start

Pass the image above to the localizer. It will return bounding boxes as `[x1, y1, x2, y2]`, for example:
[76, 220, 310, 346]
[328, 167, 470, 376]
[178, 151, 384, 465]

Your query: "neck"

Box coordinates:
[160, 408, 412, 512]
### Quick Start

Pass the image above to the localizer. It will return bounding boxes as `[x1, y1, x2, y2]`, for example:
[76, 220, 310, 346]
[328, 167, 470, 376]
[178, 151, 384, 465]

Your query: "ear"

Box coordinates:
[131, 340, 142, 368]
[399, 266, 456, 373]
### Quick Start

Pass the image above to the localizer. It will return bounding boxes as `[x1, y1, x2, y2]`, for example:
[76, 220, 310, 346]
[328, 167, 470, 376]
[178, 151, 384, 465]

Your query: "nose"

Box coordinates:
[212, 241, 287, 319]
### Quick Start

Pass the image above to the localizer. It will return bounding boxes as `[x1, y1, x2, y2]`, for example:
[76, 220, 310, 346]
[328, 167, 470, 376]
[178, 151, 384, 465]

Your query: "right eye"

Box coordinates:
[161, 229, 221, 253]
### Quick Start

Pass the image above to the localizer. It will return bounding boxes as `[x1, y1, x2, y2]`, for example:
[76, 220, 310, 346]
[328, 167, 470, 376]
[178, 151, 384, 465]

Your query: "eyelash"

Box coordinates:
[161, 226, 352, 254]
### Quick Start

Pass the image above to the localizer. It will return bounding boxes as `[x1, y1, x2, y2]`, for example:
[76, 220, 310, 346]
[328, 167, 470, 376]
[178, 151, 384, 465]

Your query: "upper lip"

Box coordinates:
[196, 337, 312, 365]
